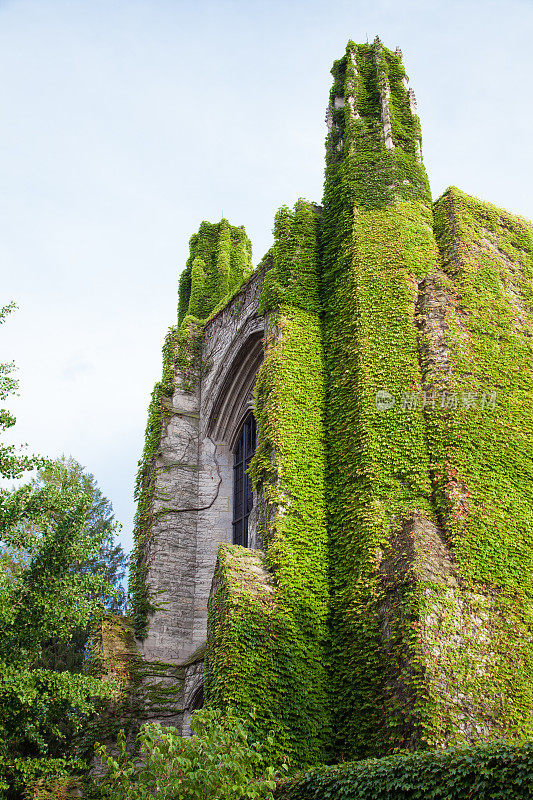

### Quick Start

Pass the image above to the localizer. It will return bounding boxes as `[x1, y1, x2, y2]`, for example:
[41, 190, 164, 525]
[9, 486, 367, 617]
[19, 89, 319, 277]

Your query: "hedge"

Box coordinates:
[277, 740, 533, 799]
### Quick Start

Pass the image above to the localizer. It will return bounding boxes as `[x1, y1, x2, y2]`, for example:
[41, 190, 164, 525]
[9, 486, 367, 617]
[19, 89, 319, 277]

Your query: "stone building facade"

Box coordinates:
[136, 261, 271, 728]
[122, 38, 533, 763]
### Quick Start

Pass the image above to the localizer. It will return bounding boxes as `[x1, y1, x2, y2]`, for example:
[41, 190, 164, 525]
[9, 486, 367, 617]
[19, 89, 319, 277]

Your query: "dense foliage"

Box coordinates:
[320, 38, 440, 759]
[0, 306, 121, 798]
[206, 200, 330, 766]
[34, 457, 127, 609]
[90, 708, 283, 800]
[178, 220, 253, 325]
[277, 740, 533, 799]
[0, 304, 35, 481]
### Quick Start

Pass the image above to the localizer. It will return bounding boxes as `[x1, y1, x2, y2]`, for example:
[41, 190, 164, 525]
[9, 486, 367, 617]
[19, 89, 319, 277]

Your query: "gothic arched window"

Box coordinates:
[232, 414, 256, 547]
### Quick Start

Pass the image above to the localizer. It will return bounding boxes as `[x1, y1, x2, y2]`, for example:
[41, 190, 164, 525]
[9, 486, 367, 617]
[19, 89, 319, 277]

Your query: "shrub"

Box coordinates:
[277, 740, 533, 799]
[92, 707, 286, 799]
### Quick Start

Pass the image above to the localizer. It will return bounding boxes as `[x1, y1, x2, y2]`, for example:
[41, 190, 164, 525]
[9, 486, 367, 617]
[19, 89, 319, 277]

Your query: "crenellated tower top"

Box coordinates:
[324, 38, 429, 210]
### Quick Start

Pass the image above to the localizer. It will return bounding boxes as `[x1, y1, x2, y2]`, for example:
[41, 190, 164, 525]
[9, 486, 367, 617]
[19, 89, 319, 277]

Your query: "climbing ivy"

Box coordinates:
[322, 40, 533, 759]
[129, 39, 533, 771]
[260, 201, 321, 314]
[177, 220, 253, 325]
[277, 740, 533, 799]
[321, 39, 439, 759]
[206, 200, 330, 766]
[430, 187, 533, 589]
[130, 219, 251, 637]
[422, 187, 533, 741]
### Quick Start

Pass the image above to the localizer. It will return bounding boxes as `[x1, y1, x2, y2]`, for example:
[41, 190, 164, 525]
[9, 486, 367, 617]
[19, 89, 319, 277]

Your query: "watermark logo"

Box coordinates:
[375, 390, 396, 412]
[375, 389, 498, 412]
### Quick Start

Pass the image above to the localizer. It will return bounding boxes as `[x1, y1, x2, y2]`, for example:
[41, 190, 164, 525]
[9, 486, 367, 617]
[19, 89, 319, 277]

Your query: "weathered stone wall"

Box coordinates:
[135, 262, 270, 731]
[141, 374, 201, 665]
[192, 263, 268, 658]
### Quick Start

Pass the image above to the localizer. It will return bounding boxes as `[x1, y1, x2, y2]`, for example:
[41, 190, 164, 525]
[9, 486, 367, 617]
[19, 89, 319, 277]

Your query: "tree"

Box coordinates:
[92, 708, 283, 800]
[30, 456, 128, 674]
[0, 306, 120, 798]
[0, 304, 35, 481]
[32, 456, 127, 613]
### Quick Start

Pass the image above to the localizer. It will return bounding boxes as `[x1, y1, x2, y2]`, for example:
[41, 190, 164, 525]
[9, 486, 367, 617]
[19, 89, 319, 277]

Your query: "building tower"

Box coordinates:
[124, 39, 533, 763]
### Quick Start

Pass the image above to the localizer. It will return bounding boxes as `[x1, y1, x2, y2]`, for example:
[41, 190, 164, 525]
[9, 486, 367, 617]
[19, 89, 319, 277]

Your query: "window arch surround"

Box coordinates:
[206, 324, 264, 448]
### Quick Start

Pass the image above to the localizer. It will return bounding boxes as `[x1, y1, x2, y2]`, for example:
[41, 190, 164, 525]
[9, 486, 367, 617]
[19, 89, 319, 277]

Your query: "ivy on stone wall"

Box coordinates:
[423, 187, 533, 740]
[178, 220, 253, 326]
[128, 38, 533, 772]
[322, 39, 533, 759]
[430, 187, 533, 589]
[129, 219, 252, 638]
[260, 201, 321, 315]
[206, 200, 330, 766]
[321, 38, 440, 759]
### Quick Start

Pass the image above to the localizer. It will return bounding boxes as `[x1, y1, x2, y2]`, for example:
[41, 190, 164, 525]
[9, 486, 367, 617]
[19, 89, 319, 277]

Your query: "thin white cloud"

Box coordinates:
[60, 353, 94, 382]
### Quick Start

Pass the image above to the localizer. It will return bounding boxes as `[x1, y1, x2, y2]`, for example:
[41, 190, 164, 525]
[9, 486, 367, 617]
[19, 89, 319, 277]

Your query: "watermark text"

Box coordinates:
[375, 389, 498, 412]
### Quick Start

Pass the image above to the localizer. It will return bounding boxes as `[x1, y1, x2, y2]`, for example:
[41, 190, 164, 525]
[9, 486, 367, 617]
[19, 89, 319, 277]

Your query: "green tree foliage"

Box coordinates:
[0, 481, 119, 796]
[27, 456, 128, 675]
[91, 708, 283, 800]
[0, 307, 120, 798]
[31, 456, 127, 615]
[0, 305, 35, 480]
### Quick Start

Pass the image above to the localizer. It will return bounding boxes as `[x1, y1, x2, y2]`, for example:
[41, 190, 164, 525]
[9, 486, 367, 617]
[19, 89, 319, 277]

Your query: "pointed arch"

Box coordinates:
[206, 321, 264, 447]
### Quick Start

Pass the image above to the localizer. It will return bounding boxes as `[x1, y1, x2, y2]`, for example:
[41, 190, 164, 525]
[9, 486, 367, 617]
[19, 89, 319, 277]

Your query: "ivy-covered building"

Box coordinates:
[125, 38, 533, 763]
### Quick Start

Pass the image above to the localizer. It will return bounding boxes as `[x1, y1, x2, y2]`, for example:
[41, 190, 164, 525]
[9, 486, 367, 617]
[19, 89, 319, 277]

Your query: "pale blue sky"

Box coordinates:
[2, 0, 532, 559]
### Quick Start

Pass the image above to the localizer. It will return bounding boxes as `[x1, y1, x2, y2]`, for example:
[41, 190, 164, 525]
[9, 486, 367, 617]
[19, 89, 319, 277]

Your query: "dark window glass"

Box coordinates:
[191, 686, 204, 710]
[232, 414, 256, 547]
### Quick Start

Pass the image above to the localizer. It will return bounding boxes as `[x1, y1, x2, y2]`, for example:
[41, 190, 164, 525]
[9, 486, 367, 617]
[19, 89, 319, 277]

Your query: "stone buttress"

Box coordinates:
[322, 38, 533, 758]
